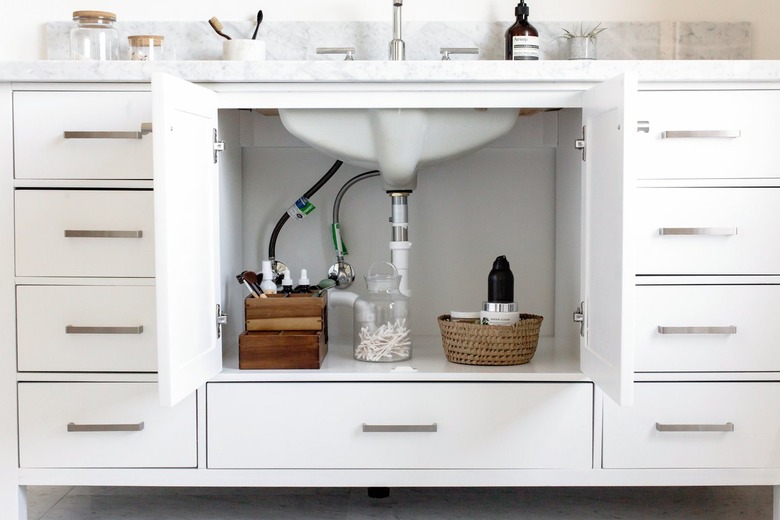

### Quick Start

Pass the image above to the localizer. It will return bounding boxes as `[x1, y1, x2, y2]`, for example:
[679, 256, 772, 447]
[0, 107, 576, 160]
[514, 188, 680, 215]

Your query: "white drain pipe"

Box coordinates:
[389, 192, 412, 296]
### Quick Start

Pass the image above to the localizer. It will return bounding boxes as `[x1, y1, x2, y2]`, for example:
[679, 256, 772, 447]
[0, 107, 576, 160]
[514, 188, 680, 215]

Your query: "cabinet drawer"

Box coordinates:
[635, 285, 780, 372]
[18, 382, 196, 468]
[635, 90, 780, 180]
[13, 91, 152, 180]
[17, 285, 157, 372]
[15, 190, 154, 277]
[635, 188, 780, 275]
[207, 382, 593, 469]
[603, 382, 780, 469]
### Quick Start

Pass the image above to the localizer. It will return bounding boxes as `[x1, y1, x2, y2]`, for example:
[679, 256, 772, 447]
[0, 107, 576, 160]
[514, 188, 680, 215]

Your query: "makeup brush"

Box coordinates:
[209, 17, 232, 40]
[251, 10, 264, 40]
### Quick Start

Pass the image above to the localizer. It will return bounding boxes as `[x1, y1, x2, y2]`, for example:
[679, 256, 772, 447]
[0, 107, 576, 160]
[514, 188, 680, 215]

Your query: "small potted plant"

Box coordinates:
[561, 22, 606, 60]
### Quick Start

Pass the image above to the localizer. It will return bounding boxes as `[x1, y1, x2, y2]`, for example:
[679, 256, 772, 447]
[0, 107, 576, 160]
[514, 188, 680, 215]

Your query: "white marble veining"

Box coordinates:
[2, 59, 780, 85]
[45, 21, 750, 62]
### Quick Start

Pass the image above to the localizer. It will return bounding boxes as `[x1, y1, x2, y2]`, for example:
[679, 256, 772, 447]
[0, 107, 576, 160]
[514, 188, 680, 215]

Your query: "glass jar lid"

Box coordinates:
[128, 35, 165, 46]
[72, 10, 117, 23]
[364, 261, 401, 292]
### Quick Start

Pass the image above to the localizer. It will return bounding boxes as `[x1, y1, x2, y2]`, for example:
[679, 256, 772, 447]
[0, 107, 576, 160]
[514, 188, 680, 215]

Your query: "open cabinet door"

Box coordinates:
[152, 73, 222, 407]
[580, 73, 637, 406]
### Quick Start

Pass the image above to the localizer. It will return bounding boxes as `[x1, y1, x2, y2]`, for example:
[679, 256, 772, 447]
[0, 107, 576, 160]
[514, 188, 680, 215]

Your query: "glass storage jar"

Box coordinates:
[70, 10, 120, 61]
[128, 35, 165, 61]
[353, 261, 412, 362]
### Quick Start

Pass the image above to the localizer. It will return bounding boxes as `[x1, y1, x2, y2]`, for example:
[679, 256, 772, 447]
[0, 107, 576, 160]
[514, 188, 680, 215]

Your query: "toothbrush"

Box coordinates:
[209, 17, 232, 40]
[251, 10, 263, 40]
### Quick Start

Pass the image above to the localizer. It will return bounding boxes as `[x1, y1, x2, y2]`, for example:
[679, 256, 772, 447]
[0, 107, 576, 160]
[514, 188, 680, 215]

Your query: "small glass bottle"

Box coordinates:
[70, 11, 121, 61]
[504, 1, 540, 61]
[128, 35, 165, 61]
[353, 261, 412, 362]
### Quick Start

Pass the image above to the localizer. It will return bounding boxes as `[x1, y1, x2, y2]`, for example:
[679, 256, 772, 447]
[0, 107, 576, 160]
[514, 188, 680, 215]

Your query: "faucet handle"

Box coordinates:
[440, 47, 479, 60]
[316, 47, 356, 61]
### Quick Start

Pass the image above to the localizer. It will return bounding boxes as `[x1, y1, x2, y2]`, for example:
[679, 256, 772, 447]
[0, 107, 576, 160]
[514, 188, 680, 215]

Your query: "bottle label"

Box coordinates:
[287, 196, 315, 219]
[511, 35, 540, 60]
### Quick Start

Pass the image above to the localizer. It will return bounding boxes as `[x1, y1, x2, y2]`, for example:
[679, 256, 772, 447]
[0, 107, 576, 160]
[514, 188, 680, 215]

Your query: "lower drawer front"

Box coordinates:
[603, 382, 780, 469]
[15, 190, 155, 277]
[17, 285, 157, 372]
[207, 382, 593, 469]
[634, 188, 780, 275]
[635, 284, 780, 372]
[18, 383, 196, 468]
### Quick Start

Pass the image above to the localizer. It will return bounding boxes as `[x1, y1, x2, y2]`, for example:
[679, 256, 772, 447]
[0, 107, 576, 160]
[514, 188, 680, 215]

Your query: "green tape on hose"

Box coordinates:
[331, 223, 348, 255]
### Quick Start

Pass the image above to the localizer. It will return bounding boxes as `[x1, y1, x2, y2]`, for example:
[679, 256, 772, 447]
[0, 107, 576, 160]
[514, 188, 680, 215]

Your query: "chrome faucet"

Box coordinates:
[390, 0, 405, 60]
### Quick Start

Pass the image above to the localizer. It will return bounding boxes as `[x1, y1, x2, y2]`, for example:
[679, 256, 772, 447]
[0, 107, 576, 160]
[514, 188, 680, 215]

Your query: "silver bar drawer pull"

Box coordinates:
[661, 130, 741, 139]
[659, 227, 737, 236]
[66, 325, 144, 335]
[67, 421, 145, 432]
[63, 122, 152, 140]
[657, 326, 737, 335]
[362, 423, 438, 433]
[656, 422, 734, 432]
[64, 230, 143, 239]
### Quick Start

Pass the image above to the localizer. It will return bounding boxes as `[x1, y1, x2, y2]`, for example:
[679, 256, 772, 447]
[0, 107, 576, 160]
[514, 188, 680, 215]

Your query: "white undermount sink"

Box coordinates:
[278, 107, 519, 190]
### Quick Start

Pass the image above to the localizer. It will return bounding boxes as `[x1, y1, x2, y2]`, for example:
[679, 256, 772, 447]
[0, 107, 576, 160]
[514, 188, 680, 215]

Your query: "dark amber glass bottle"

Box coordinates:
[504, 1, 539, 60]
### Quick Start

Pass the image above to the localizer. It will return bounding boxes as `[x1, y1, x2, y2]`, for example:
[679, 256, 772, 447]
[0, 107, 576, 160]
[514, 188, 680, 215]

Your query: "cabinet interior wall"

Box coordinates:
[218, 107, 582, 354]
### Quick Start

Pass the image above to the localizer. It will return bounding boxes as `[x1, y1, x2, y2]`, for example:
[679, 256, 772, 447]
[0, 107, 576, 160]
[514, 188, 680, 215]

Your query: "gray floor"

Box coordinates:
[27, 485, 772, 519]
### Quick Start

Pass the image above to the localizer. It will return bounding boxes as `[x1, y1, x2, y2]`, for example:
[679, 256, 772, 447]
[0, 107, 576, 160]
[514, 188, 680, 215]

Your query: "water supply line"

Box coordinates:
[267, 159, 343, 280]
[329, 172, 412, 297]
[330, 170, 380, 288]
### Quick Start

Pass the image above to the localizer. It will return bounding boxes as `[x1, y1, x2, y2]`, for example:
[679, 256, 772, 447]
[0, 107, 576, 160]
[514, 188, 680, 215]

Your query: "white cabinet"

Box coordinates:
[618, 89, 780, 475]
[151, 71, 637, 409]
[603, 382, 780, 469]
[13, 91, 152, 180]
[5, 68, 780, 520]
[634, 90, 780, 180]
[15, 189, 155, 278]
[18, 382, 196, 468]
[634, 187, 780, 275]
[207, 382, 593, 470]
[17, 285, 157, 372]
[634, 284, 780, 372]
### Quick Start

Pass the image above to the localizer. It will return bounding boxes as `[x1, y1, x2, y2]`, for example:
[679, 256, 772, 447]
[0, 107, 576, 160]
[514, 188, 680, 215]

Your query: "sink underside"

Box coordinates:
[278, 108, 519, 190]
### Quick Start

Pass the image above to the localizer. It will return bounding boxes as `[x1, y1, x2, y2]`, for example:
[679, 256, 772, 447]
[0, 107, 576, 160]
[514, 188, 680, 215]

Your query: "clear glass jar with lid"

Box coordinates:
[353, 261, 412, 362]
[70, 10, 120, 61]
[128, 35, 165, 61]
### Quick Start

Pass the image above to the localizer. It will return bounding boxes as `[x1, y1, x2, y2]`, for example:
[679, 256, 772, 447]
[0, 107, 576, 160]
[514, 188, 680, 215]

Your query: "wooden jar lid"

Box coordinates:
[128, 35, 165, 46]
[72, 10, 117, 22]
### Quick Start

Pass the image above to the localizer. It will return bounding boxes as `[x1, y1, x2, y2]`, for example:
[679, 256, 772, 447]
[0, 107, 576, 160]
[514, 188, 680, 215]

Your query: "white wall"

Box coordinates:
[5, 0, 780, 61]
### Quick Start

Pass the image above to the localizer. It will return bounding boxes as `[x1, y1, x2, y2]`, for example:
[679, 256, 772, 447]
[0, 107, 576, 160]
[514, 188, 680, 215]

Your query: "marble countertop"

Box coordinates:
[3, 60, 780, 84]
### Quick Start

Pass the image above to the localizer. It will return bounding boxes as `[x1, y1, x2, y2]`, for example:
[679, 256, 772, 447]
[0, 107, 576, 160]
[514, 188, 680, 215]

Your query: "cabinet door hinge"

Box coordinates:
[573, 302, 585, 337]
[216, 304, 228, 338]
[574, 126, 586, 161]
[213, 128, 225, 163]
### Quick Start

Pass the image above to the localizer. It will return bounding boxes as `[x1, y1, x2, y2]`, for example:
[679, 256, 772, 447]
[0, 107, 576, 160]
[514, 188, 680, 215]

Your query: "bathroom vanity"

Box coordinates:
[3, 60, 780, 519]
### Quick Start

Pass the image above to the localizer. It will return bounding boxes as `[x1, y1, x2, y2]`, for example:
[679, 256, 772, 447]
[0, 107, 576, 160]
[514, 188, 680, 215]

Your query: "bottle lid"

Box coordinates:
[128, 35, 165, 46]
[515, 1, 530, 16]
[261, 260, 273, 278]
[298, 268, 310, 286]
[282, 268, 293, 285]
[73, 10, 117, 22]
[492, 255, 510, 271]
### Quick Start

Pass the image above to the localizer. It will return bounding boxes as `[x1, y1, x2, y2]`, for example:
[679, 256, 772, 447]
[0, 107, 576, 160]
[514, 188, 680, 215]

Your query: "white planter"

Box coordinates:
[567, 36, 597, 60]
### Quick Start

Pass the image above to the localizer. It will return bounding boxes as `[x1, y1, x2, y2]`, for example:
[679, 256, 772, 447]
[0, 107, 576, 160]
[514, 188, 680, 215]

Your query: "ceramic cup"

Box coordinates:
[223, 39, 266, 60]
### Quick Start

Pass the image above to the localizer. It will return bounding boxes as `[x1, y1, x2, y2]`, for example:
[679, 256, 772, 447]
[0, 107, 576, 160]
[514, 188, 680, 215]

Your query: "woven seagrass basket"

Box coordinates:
[437, 314, 543, 366]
